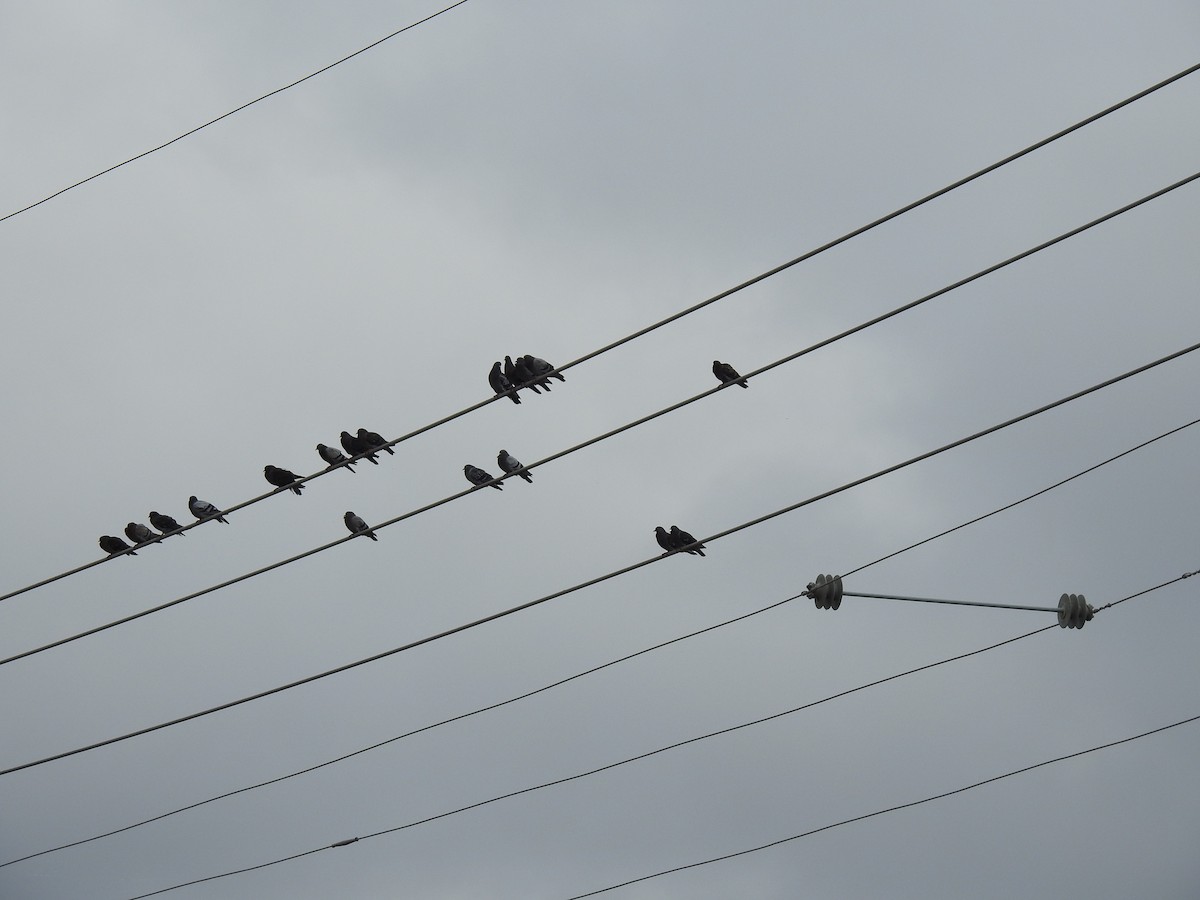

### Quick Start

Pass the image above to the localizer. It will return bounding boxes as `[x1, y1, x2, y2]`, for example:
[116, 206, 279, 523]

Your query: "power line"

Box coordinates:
[8, 413, 1195, 868]
[5, 169, 1196, 667]
[3, 341, 1196, 778]
[4, 63, 1196, 605]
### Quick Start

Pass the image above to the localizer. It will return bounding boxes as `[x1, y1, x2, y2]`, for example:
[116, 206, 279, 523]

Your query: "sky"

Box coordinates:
[2, 1, 1199, 898]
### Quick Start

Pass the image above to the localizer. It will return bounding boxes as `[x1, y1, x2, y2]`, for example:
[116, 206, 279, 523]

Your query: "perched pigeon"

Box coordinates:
[124, 522, 161, 545]
[344, 511, 378, 541]
[264, 465, 304, 495]
[489, 361, 521, 404]
[524, 354, 565, 382]
[497, 449, 533, 483]
[340, 430, 379, 465]
[149, 511, 185, 537]
[670, 525, 706, 556]
[518, 355, 552, 391]
[510, 355, 543, 393]
[357, 428, 395, 456]
[654, 526, 675, 555]
[189, 495, 229, 524]
[713, 360, 749, 388]
[464, 464, 503, 490]
[317, 443, 356, 473]
[99, 535, 136, 556]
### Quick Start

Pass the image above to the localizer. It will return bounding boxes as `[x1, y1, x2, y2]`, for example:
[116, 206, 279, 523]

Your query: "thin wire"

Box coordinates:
[0, 0, 474, 224]
[4, 62, 1197, 604]
[9, 414, 1197, 867]
[3, 341, 1196, 778]
[5, 171, 1196, 668]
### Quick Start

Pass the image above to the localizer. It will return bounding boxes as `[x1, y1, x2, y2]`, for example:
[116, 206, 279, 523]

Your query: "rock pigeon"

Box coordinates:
[464, 464, 503, 490]
[524, 354, 565, 382]
[149, 511, 185, 537]
[264, 465, 304, 495]
[99, 535, 136, 556]
[357, 428, 395, 456]
[497, 449, 533, 483]
[189, 495, 229, 524]
[317, 443, 356, 473]
[340, 430, 379, 465]
[344, 511, 378, 541]
[713, 360, 749, 388]
[510, 355, 543, 393]
[124, 522, 161, 545]
[654, 526, 675, 555]
[489, 361, 521, 404]
[670, 525, 706, 556]
[518, 355, 552, 391]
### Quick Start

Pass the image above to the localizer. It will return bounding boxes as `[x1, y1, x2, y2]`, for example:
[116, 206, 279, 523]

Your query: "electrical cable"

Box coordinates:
[3, 62, 1196, 604]
[2, 340, 1196, 779]
[6, 413, 1195, 869]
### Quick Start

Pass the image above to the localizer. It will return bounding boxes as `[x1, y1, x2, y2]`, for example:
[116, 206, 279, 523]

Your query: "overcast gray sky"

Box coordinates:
[2, 2, 1199, 898]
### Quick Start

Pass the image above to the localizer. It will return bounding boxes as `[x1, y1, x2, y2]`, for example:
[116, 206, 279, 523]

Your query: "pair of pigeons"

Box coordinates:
[99, 497, 228, 556]
[464, 450, 533, 491]
[655, 525, 706, 556]
[488, 355, 565, 404]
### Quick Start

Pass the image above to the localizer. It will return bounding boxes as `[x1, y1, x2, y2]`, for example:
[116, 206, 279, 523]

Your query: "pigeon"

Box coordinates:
[264, 465, 304, 495]
[317, 443, 356, 473]
[523, 354, 564, 384]
[497, 449, 533, 483]
[124, 522, 161, 545]
[670, 525, 706, 556]
[713, 360, 749, 388]
[464, 464, 503, 490]
[340, 430, 379, 465]
[99, 535, 136, 556]
[357, 428, 395, 456]
[489, 361, 521, 404]
[189, 495, 229, 524]
[149, 511, 185, 537]
[654, 526, 676, 555]
[518, 355, 553, 391]
[344, 511, 378, 541]
[510, 355, 543, 393]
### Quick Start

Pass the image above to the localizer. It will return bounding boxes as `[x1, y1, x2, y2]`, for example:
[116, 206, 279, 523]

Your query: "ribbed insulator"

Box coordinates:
[1057, 592, 1093, 629]
[807, 574, 843, 610]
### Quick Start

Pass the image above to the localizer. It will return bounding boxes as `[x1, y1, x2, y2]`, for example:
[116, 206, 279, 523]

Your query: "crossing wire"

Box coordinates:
[3, 61, 1197, 605]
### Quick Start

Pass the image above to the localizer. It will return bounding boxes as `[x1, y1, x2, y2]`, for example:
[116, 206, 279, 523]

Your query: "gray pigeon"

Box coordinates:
[264, 465, 304, 495]
[654, 526, 675, 555]
[149, 511, 185, 537]
[464, 464, 503, 490]
[99, 535, 136, 556]
[340, 430, 379, 465]
[510, 356, 542, 393]
[344, 511, 378, 541]
[670, 525, 706, 556]
[518, 356, 552, 391]
[497, 449, 533, 483]
[317, 443, 356, 473]
[357, 428, 395, 456]
[525, 355, 565, 382]
[125, 522, 161, 545]
[713, 360, 749, 388]
[189, 495, 229, 524]
[489, 361, 521, 404]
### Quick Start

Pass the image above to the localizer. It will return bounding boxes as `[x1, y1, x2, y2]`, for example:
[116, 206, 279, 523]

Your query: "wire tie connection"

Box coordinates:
[331, 837, 359, 848]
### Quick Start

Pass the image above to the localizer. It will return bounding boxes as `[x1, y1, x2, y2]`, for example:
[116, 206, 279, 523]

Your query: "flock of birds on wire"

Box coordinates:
[96, 357, 749, 559]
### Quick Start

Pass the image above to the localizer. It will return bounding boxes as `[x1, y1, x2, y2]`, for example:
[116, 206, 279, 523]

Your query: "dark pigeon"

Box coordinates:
[317, 443, 356, 473]
[264, 465, 304, 495]
[149, 511, 185, 537]
[99, 535, 136, 556]
[525, 355, 565, 383]
[670, 525, 706, 556]
[189, 496, 229, 524]
[341, 430, 379, 465]
[713, 360, 749, 388]
[518, 355, 552, 391]
[489, 361, 521, 404]
[497, 449, 533, 483]
[357, 428, 395, 456]
[464, 464, 503, 490]
[124, 522, 161, 545]
[344, 511, 378, 541]
[510, 356, 542, 393]
[654, 526, 675, 555]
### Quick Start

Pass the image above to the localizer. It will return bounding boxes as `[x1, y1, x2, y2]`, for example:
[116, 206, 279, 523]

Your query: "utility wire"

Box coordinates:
[121, 574, 1197, 899]
[8, 413, 1195, 868]
[4, 169, 1196, 667]
[3, 341, 1197, 779]
[3, 62, 1196, 605]
[0, 0, 474, 224]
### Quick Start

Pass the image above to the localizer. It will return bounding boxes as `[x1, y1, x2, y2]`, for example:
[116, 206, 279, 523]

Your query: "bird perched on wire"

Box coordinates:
[149, 511, 185, 537]
[497, 449, 533, 483]
[189, 496, 229, 524]
[344, 511, 378, 541]
[264, 465, 305, 495]
[357, 428, 395, 456]
[518, 355, 553, 391]
[317, 443, 356, 473]
[670, 525, 706, 556]
[124, 522, 161, 546]
[464, 464, 503, 490]
[654, 526, 675, 555]
[713, 360, 749, 388]
[340, 430, 379, 465]
[506, 355, 543, 394]
[524, 355, 565, 383]
[489, 361, 521, 404]
[99, 535, 136, 556]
